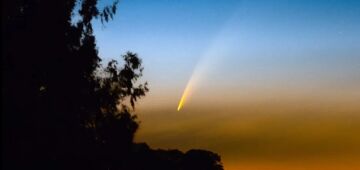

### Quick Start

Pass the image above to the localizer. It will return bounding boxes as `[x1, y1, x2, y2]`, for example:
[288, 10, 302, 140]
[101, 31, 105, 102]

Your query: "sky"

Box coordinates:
[93, 0, 360, 169]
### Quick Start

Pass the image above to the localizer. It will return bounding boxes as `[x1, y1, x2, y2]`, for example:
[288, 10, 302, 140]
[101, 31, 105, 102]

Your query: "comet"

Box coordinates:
[176, 60, 204, 111]
[176, 62, 206, 111]
[176, 9, 240, 111]
[177, 75, 196, 111]
[177, 84, 190, 111]
[176, 36, 232, 112]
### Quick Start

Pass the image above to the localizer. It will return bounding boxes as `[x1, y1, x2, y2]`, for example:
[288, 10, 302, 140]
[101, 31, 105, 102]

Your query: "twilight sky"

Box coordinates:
[93, 0, 360, 169]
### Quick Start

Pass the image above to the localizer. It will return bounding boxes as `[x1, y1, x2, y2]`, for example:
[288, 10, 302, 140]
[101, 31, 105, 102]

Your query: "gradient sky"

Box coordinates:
[93, 0, 360, 169]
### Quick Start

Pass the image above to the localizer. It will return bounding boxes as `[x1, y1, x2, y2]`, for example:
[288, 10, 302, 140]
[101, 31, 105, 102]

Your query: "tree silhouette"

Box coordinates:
[182, 150, 224, 170]
[2, 1, 223, 170]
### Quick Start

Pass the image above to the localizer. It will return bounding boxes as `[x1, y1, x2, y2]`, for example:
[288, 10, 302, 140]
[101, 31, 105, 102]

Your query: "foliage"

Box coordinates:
[2, 0, 223, 170]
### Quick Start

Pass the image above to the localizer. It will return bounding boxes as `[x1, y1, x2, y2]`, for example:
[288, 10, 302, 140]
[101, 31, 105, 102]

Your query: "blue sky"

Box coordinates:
[93, 0, 360, 108]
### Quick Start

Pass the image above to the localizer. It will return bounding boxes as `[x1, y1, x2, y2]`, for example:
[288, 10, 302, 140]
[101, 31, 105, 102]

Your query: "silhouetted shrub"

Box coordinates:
[2, 1, 223, 170]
